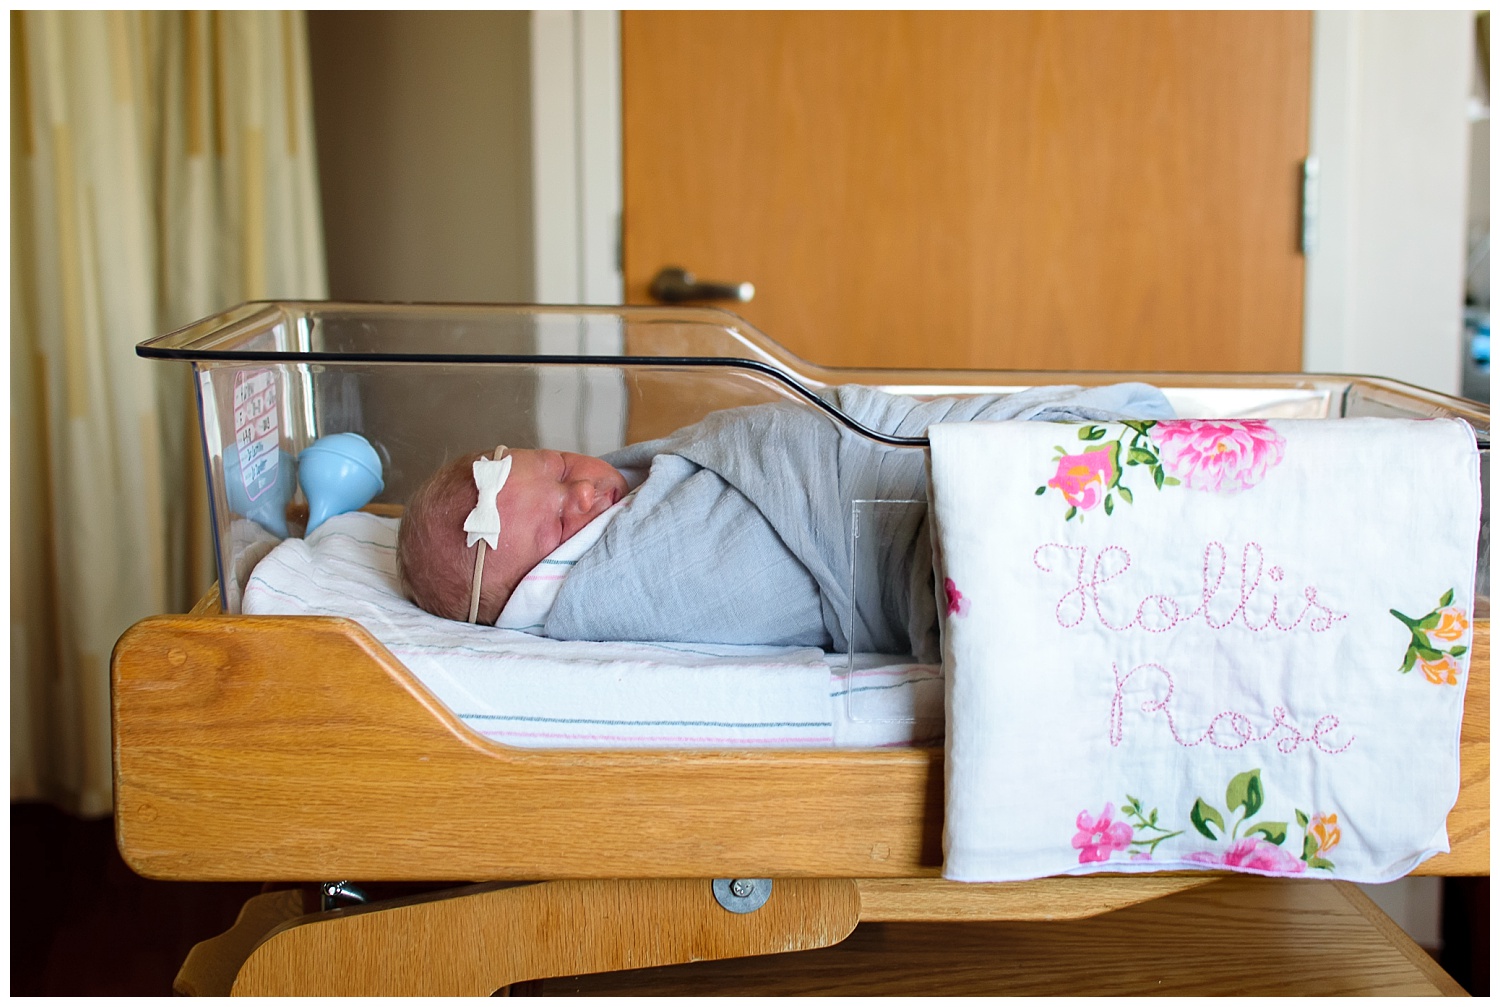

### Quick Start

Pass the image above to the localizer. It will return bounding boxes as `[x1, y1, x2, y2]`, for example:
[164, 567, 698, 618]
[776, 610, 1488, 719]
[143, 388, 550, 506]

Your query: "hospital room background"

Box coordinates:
[10, 10, 1490, 994]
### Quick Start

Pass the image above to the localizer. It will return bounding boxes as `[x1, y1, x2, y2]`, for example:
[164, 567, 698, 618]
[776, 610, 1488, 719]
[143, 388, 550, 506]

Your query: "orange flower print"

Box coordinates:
[1419, 654, 1461, 686]
[1391, 590, 1469, 683]
[1296, 807, 1340, 870]
[1310, 813, 1341, 855]
[1430, 607, 1470, 644]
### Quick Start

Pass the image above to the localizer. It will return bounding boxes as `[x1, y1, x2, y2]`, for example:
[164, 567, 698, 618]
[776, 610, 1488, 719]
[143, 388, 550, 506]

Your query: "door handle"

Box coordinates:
[648, 266, 755, 304]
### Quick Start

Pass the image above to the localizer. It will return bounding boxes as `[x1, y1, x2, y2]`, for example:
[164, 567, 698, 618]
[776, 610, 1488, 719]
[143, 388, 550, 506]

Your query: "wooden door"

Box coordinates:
[622, 11, 1311, 372]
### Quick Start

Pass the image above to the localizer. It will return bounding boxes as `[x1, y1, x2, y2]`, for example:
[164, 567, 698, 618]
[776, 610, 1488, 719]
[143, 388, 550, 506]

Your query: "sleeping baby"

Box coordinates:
[396, 384, 1175, 660]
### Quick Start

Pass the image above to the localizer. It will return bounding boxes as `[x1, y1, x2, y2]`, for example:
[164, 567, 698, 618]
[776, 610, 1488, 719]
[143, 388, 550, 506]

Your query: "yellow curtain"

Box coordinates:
[11, 11, 327, 815]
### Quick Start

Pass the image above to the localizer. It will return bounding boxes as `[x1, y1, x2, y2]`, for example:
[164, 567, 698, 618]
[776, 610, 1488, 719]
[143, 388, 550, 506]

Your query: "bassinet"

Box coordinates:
[114, 303, 1490, 995]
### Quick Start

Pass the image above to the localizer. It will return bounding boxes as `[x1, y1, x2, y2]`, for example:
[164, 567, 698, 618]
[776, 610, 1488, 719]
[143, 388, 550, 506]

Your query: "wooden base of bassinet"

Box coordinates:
[173, 874, 1465, 996]
[172, 874, 1219, 996]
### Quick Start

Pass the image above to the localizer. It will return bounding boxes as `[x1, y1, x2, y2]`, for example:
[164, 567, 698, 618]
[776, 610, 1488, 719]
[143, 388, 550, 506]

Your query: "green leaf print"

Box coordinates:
[1191, 799, 1226, 840]
[1225, 769, 1264, 818]
[1302, 832, 1320, 861]
[1245, 822, 1288, 845]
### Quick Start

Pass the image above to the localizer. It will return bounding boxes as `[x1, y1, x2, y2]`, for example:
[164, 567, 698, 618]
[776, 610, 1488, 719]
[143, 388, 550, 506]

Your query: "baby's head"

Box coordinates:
[396, 448, 628, 624]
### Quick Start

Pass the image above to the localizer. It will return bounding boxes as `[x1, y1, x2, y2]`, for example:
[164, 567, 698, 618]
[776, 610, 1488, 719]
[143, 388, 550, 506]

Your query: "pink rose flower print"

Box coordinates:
[1072, 803, 1134, 864]
[1151, 419, 1286, 493]
[1047, 447, 1117, 511]
[944, 578, 970, 617]
[1185, 837, 1307, 875]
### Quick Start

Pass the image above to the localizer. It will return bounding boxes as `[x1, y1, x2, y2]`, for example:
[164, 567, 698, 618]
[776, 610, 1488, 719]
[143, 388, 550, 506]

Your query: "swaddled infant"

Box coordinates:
[396, 383, 1175, 658]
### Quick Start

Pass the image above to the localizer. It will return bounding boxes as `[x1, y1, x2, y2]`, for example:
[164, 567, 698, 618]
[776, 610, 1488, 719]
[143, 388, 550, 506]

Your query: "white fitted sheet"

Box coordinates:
[241, 511, 943, 749]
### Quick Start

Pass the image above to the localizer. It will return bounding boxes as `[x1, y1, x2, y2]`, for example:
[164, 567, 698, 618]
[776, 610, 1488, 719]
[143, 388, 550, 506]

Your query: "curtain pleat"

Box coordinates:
[10, 11, 327, 815]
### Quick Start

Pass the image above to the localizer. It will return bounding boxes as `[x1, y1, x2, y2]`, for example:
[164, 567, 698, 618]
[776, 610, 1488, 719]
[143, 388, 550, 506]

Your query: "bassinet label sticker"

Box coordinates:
[233, 370, 279, 502]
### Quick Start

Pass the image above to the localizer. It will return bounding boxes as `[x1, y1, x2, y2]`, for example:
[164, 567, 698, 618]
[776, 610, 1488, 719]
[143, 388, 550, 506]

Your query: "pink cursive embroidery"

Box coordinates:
[1034, 542, 1347, 634]
[1108, 662, 1353, 755]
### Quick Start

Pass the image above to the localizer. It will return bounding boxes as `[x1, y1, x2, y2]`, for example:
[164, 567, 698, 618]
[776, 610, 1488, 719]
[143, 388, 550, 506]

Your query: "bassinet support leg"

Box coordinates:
[180, 878, 862, 997]
[174, 888, 312, 996]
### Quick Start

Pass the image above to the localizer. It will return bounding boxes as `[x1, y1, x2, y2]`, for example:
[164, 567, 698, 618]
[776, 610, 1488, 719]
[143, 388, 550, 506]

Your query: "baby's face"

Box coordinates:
[486, 448, 628, 596]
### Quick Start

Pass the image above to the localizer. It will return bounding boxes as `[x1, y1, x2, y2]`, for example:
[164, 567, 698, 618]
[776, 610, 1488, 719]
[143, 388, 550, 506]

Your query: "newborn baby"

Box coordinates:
[397, 383, 1175, 657]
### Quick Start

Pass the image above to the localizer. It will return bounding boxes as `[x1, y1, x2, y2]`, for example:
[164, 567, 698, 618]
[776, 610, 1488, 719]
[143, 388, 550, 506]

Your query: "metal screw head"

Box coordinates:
[712, 878, 772, 913]
[320, 880, 369, 911]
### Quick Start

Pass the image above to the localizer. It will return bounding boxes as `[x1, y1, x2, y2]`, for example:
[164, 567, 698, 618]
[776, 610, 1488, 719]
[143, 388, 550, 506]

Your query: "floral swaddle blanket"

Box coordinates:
[930, 416, 1482, 883]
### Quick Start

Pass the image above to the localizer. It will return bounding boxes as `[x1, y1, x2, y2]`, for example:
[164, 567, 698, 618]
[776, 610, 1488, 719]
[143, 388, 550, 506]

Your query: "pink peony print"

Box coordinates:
[1185, 837, 1307, 875]
[1151, 419, 1286, 493]
[944, 578, 970, 617]
[1072, 803, 1134, 864]
[1047, 447, 1117, 511]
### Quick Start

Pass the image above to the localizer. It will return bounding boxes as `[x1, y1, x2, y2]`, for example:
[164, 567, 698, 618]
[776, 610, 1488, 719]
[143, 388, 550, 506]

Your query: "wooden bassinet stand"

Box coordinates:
[111, 586, 1488, 996]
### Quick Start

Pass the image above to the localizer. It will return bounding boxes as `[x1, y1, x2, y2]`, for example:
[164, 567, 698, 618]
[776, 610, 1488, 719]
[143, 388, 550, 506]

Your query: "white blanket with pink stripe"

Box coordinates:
[242, 511, 942, 749]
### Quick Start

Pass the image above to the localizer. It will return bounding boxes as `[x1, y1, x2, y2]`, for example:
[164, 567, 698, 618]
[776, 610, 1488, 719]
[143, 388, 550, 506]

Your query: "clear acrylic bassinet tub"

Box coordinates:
[138, 301, 1491, 631]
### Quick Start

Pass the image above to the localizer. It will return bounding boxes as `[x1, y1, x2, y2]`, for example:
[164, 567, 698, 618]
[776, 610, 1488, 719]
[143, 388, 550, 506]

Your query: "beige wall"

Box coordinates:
[1304, 11, 1473, 395]
[307, 11, 534, 302]
[306, 11, 540, 497]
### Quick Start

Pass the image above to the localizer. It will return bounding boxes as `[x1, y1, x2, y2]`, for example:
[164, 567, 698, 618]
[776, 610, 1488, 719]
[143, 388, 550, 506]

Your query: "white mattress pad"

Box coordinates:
[241, 511, 942, 749]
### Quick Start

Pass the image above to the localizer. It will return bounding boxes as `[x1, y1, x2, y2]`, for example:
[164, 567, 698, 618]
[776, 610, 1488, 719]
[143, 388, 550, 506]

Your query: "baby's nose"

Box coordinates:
[567, 479, 597, 513]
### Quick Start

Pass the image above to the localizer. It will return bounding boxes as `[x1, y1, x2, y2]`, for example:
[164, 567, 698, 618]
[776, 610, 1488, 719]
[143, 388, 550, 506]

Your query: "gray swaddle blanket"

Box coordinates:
[544, 384, 1175, 658]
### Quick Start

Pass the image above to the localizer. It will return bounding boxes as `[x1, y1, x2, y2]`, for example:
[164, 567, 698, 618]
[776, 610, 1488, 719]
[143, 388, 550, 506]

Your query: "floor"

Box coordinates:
[10, 801, 1489, 996]
[11, 803, 263, 997]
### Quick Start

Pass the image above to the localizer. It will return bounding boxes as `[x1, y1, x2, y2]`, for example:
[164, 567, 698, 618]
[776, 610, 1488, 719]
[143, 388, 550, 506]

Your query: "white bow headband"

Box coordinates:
[464, 446, 510, 623]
